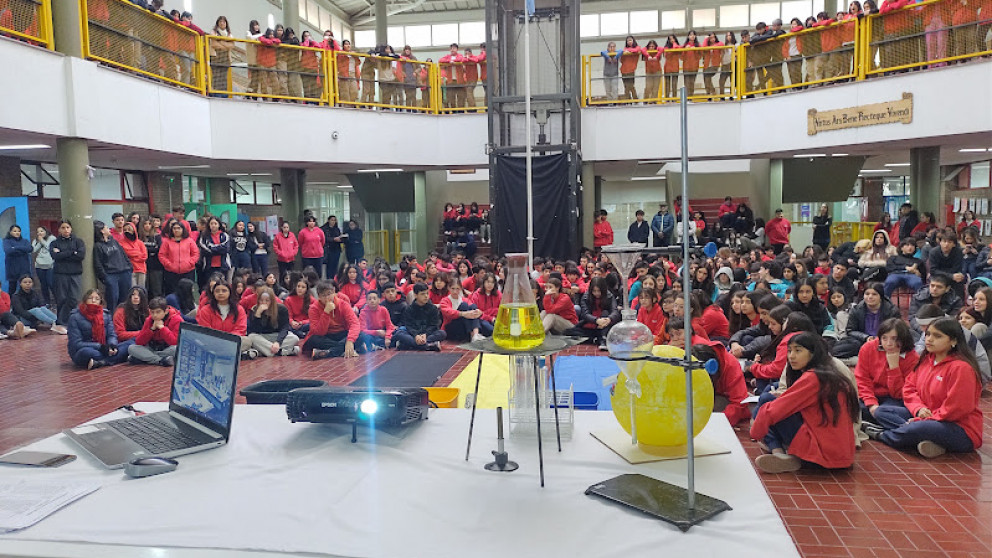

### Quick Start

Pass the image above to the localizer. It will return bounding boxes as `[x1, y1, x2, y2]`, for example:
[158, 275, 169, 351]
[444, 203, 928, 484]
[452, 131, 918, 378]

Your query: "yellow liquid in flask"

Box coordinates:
[492, 303, 545, 350]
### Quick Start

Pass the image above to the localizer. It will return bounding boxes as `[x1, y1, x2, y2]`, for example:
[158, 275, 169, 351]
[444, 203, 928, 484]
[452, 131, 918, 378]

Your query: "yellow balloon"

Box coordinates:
[611, 344, 714, 455]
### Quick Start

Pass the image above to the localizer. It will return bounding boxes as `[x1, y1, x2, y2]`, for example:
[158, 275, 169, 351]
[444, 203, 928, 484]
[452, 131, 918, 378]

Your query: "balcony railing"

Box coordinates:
[0, 0, 52, 49]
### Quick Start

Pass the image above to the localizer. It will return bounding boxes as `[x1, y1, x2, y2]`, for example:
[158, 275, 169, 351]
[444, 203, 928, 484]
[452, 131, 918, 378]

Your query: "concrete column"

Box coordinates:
[580, 162, 595, 249]
[768, 159, 785, 218]
[57, 137, 95, 290]
[910, 146, 941, 217]
[283, 0, 301, 33]
[279, 168, 307, 230]
[375, 0, 387, 46]
[413, 171, 428, 260]
[52, 0, 85, 57]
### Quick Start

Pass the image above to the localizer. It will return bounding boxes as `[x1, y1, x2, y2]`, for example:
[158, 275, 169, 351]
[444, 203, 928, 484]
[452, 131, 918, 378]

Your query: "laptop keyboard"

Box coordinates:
[108, 416, 211, 455]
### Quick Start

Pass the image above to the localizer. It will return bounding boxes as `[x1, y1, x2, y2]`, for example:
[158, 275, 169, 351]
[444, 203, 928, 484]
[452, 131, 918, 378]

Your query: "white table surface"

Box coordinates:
[0, 404, 798, 558]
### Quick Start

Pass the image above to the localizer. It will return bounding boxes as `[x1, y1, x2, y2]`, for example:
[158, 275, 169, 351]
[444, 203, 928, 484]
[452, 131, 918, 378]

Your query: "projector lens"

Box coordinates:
[360, 399, 378, 415]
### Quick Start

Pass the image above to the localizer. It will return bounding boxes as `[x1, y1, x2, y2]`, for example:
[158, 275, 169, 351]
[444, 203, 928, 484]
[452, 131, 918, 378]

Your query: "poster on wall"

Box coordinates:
[0, 197, 30, 286]
[265, 215, 279, 236]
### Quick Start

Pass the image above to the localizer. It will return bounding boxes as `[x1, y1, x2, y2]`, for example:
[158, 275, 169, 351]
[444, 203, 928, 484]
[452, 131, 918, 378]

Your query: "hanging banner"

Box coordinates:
[807, 93, 913, 135]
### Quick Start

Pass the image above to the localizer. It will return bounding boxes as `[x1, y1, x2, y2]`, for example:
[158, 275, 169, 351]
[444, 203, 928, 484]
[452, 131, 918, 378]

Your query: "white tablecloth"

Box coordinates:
[1, 404, 798, 558]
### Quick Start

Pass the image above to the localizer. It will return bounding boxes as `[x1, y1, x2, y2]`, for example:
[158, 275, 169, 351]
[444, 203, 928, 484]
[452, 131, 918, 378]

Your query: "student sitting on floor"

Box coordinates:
[635, 287, 665, 337]
[196, 279, 255, 359]
[747, 307, 814, 394]
[127, 297, 182, 366]
[381, 283, 408, 328]
[283, 277, 312, 339]
[566, 277, 620, 350]
[302, 281, 365, 360]
[395, 283, 446, 351]
[870, 317, 984, 458]
[113, 286, 149, 344]
[691, 340, 750, 426]
[359, 290, 395, 351]
[541, 277, 579, 335]
[469, 272, 501, 336]
[750, 332, 859, 473]
[854, 318, 917, 426]
[439, 280, 486, 343]
[247, 286, 301, 357]
[67, 289, 128, 370]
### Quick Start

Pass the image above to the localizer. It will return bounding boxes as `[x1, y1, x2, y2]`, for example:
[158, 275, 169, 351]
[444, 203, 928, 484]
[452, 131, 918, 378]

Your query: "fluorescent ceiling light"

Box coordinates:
[630, 176, 665, 181]
[0, 144, 50, 150]
[309, 181, 340, 186]
[958, 148, 990, 153]
[356, 168, 403, 173]
[884, 163, 911, 167]
[337, 185, 353, 189]
[793, 153, 826, 158]
[226, 172, 272, 177]
[158, 164, 210, 170]
[832, 153, 849, 157]
[859, 169, 892, 173]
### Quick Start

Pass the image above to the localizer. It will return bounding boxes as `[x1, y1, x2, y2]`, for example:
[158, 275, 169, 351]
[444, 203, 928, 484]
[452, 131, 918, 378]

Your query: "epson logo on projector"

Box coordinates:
[320, 402, 338, 408]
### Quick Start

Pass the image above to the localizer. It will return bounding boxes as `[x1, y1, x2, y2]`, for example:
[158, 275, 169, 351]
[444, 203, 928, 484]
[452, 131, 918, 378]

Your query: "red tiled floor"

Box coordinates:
[2, 330, 991, 557]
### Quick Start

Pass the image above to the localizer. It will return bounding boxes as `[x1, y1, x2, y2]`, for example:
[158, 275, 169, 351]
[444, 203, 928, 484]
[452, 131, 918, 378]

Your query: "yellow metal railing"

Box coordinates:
[864, 0, 992, 75]
[438, 59, 486, 113]
[204, 36, 328, 103]
[584, 46, 737, 105]
[364, 229, 390, 263]
[80, 0, 205, 93]
[334, 50, 436, 113]
[0, 0, 53, 49]
[825, 221, 880, 245]
[393, 229, 414, 263]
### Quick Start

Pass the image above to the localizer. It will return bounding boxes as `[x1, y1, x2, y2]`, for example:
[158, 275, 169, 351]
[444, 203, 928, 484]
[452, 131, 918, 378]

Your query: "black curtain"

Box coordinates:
[491, 153, 573, 260]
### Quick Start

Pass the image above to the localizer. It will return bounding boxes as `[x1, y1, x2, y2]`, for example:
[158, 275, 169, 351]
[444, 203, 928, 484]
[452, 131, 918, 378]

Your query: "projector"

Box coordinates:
[285, 387, 430, 442]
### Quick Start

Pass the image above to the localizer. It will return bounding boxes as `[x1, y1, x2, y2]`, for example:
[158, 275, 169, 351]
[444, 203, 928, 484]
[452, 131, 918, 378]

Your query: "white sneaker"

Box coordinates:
[52, 325, 68, 335]
[23, 327, 36, 336]
[917, 440, 947, 459]
[0, 333, 7, 340]
[472, 333, 486, 342]
[755, 453, 802, 473]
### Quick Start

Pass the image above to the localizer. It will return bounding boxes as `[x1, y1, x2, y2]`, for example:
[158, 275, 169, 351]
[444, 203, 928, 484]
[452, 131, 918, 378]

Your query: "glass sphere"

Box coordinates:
[606, 310, 654, 359]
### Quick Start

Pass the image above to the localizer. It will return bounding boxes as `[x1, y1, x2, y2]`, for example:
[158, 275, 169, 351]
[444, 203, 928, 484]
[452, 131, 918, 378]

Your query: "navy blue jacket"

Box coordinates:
[3, 236, 32, 280]
[67, 308, 118, 356]
[650, 211, 675, 244]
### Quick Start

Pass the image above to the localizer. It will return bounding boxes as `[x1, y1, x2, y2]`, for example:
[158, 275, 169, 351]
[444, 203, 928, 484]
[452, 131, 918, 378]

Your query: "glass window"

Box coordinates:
[20, 165, 38, 196]
[319, 10, 332, 34]
[306, 1, 319, 27]
[780, 1, 812, 22]
[91, 168, 122, 200]
[629, 11, 658, 34]
[882, 177, 908, 196]
[256, 183, 274, 205]
[235, 181, 254, 204]
[660, 10, 686, 30]
[298, 0, 306, 20]
[750, 2, 781, 25]
[720, 5, 750, 28]
[971, 162, 991, 189]
[692, 8, 717, 28]
[405, 25, 431, 46]
[432, 23, 458, 46]
[124, 172, 147, 200]
[599, 12, 628, 36]
[459, 21, 485, 45]
[580, 14, 599, 37]
[354, 29, 375, 48]
[388, 26, 404, 47]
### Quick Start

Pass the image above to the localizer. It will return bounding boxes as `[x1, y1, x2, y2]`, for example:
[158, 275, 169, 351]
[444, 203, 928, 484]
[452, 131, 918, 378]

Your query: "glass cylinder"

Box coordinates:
[493, 253, 545, 350]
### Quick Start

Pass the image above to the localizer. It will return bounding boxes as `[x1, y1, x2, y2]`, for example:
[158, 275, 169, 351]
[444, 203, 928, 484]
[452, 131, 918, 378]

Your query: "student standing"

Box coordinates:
[642, 40, 662, 101]
[765, 209, 792, 254]
[3, 225, 31, 293]
[321, 215, 343, 280]
[50, 220, 85, 327]
[298, 216, 326, 273]
[619, 36, 642, 101]
[197, 216, 231, 288]
[627, 210, 650, 244]
[344, 220, 365, 265]
[229, 220, 252, 271]
[139, 219, 163, 298]
[159, 219, 199, 297]
[600, 41, 620, 101]
[593, 210, 614, 250]
[247, 222, 270, 274]
[812, 204, 832, 250]
[118, 222, 148, 289]
[273, 222, 299, 278]
[31, 227, 55, 306]
[92, 221, 133, 312]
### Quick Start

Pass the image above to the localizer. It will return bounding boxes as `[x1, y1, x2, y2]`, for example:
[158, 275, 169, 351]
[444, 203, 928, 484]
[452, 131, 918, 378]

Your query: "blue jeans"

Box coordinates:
[36, 267, 54, 306]
[394, 328, 447, 350]
[252, 253, 269, 275]
[444, 302, 481, 342]
[883, 273, 923, 297]
[27, 306, 58, 326]
[232, 251, 252, 271]
[752, 383, 779, 419]
[479, 319, 494, 337]
[325, 249, 341, 280]
[876, 405, 975, 453]
[860, 396, 905, 424]
[70, 340, 132, 367]
[303, 330, 370, 356]
[103, 271, 133, 312]
[764, 412, 804, 451]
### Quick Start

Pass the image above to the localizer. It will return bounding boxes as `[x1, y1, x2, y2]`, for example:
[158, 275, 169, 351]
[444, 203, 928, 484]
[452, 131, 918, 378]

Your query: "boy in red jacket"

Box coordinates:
[541, 278, 579, 334]
[127, 298, 182, 366]
[765, 208, 792, 255]
[359, 291, 394, 351]
[302, 281, 365, 359]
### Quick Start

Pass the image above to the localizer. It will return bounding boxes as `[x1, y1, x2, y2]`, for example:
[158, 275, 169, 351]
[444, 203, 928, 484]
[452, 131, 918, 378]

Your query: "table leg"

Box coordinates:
[533, 356, 545, 487]
[465, 352, 485, 461]
[549, 354, 561, 452]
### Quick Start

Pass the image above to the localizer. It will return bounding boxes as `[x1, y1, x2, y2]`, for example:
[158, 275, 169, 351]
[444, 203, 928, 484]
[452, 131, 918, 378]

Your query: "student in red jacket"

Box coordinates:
[695, 290, 730, 341]
[359, 291, 394, 350]
[298, 217, 326, 273]
[873, 317, 984, 457]
[113, 286, 149, 343]
[118, 222, 148, 289]
[748, 307, 814, 394]
[469, 273, 500, 336]
[159, 219, 199, 296]
[196, 279, 253, 357]
[751, 332, 858, 473]
[636, 287, 666, 337]
[127, 298, 182, 366]
[438, 281, 484, 342]
[428, 273, 449, 305]
[765, 209, 792, 254]
[272, 222, 299, 278]
[541, 277, 579, 334]
[284, 277, 312, 338]
[692, 340, 750, 426]
[593, 210, 614, 249]
[619, 35, 643, 100]
[337, 265, 367, 310]
[301, 281, 366, 359]
[855, 318, 918, 424]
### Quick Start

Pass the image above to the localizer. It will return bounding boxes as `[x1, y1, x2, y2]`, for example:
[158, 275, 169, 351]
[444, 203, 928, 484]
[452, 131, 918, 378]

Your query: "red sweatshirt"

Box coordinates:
[698, 305, 730, 339]
[112, 307, 143, 341]
[134, 308, 182, 347]
[339, 282, 366, 308]
[196, 304, 247, 336]
[903, 354, 984, 449]
[159, 237, 199, 274]
[273, 232, 299, 263]
[705, 339, 750, 425]
[750, 332, 800, 380]
[854, 339, 918, 406]
[751, 371, 856, 469]
[284, 294, 310, 325]
[765, 216, 792, 245]
[297, 227, 326, 259]
[360, 305, 395, 338]
[636, 303, 666, 336]
[543, 292, 578, 324]
[593, 220, 614, 248]
[439, 296, 471, 329]
[0, 292, 9, 314]
[470, 289, 502, 322]
[118, 235, 148, 274]
[301, 295, 360, 354]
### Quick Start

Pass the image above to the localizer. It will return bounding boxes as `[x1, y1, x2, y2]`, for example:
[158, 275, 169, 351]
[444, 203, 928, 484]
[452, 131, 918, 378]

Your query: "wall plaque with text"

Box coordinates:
[807, 93, 913, 135]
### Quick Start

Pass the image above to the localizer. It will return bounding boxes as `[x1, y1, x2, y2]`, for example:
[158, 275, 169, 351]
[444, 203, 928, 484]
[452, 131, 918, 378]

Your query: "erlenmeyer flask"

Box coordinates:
[493, 253, 545, 350]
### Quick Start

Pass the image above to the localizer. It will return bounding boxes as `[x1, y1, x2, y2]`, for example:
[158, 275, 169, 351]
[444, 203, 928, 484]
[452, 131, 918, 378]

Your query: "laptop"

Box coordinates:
[64, 323, 241, 469]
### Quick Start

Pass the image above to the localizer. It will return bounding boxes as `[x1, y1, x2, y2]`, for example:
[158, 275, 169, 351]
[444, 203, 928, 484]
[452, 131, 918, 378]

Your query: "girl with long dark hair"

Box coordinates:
[749, 308, 815, 393]
[113, 286, 149, 344]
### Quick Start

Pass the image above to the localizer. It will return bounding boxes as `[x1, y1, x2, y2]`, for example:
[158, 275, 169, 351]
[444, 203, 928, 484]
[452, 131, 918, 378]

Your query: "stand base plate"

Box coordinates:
[586, 473, 732, 532]
[484, 460, 519, 472]
[590, 428, 729, 464]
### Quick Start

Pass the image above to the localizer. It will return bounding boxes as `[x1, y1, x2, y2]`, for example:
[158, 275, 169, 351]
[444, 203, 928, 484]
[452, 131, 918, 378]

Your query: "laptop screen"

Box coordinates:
[170, 324, 240, 433]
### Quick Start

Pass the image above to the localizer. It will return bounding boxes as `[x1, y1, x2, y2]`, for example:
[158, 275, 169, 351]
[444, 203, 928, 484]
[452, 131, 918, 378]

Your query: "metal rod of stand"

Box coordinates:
[465, 353, 486, 461]
[679, 86, 696, 511]
[524, 7, 534, 269]
[549, 354, 562, 452]
[533, 356, 545, 487]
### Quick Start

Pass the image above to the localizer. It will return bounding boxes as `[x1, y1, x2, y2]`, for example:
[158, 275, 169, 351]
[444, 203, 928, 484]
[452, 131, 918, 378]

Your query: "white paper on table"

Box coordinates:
[0, 480, 101, 533]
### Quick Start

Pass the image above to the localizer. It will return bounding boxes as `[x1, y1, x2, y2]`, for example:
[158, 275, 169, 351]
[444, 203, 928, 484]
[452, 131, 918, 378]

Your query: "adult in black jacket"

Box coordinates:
[140, 219, 163, 298]
[93, 221, 133, 312]
[831, 283, 901, 358]
[907, 273, 963, 331]
[927, 231, 966, 296]
[811, 204, 832, 250]
[229, 220, 252, 271]
[321, 215, 343, 280]
[11, 274, 59, 330]
[50, 220, 86, 326]
[786, 278, 831, 335]
[395, 283, 446, 350]
[565, 277, 621, 348]
[627, 211, 650, 244]
[896, 204, 918, 241]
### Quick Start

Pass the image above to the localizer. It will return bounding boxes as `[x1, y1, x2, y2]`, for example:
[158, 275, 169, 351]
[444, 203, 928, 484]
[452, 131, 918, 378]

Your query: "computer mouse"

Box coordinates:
[124, 456, 178, 478]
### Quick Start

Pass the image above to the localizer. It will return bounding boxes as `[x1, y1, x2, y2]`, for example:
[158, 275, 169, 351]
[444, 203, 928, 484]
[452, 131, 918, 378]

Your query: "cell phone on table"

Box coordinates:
[0, 451, 77, 468]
